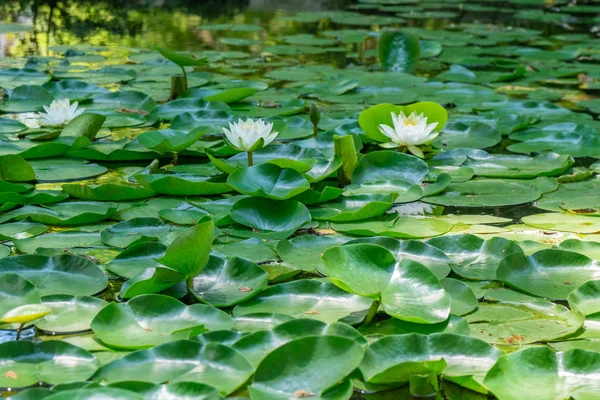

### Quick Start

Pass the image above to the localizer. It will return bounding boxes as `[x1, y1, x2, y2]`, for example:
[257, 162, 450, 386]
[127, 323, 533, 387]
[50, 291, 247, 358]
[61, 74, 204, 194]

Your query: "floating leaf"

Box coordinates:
[249, 336, 363, 399]
[0, 254, 107, 296]
[0, 341, 99, 389]
[323, 243, 451, 324]
[190, 255, 268, 307]
[360, 333, 501, 393]
[233, 279, 372, 325]
[91, 294, 232, 349]
[93, 340, 252, 395]
[227, 164, 310, 200]
[484, 348, 600, 400]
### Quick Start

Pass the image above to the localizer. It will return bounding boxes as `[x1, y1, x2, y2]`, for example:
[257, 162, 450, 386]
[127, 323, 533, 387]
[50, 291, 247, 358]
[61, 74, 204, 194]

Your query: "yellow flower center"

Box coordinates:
[404, 121, 416, 127]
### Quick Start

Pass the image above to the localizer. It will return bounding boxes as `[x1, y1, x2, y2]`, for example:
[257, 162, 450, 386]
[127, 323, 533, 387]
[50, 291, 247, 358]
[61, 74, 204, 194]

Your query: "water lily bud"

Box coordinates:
[1, 304, 51, 324]
[309, 103, 321, 126]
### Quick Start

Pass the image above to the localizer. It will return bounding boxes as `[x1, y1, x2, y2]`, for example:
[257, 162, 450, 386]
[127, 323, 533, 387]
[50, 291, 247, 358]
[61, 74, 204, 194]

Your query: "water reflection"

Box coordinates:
[0, 0, 351, 57]
[0, 326, 35, 344]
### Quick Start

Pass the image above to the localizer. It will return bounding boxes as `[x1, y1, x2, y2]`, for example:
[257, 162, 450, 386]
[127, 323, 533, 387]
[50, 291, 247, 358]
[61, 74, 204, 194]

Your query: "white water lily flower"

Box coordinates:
[390, 202, 434, 216]
[378, 111, 439, 158]
[222, 118, 279, 152]
[38, 99, 85, 126]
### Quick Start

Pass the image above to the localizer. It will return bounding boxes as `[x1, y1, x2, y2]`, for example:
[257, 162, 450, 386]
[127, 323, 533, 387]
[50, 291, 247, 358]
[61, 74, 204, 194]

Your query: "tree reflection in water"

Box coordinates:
[0, 0, 257, 57]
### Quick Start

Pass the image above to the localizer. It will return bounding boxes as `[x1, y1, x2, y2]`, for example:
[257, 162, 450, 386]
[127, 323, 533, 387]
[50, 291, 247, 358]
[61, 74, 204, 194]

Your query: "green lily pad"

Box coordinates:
[359, 314, 470, 337]
[378, 31, 420, 73]
[155, 218, 214, 278]
[227, 164, 310, 200]
[0, 68, 50, 89]
[0, 202, 118, 226]
[33, 162, 108, 182]
[0, 341, 99, 389]
[0, 85, 54, 112]
[568, 280, 600, 317]
[61, 183, 156, 201]
[119, 266, 186, 299]
[249, 336, 364, 400]
[138, 128, 206, 153]
[42, 80, 108, 100]
[427, 234, 523, 280]
[233, 313, 295, 333]
[0, 273, 41, 322]
[352, 150, 428, 185]
[347, 237, 451, 279]
[233, 279, 372, 325]
[190, 255, 268, 307]
[507, 123, 600, 157]
[35, 295, 107, 333]
[323, 243, 451, 324]
[106, 242, 167, 279]
[108, 382, 221, 400]
[464, 152, 574, 179]
[93, 340, 252, 395]
[100, 217, 179, 248]
[233, 318, 366, 369]
[432, 122, 501, 150]
[0, 254, 107, 296]
[497, 250, 600, 300]
[0, 154, 35, 182]
[154, 46, 207, 67]
[275, 235, 349, 273]
[331, 214, 452, 238]
[87, 90, 156, 112]
[360, 333, 501, 393]
[465, 301, 584, 345]
[423, 179, 543, 207]
[484, 347, 600, 400]
[135, 174, 231, 196]
[156, 99, 230, 121]
[42, 387, 143, 400]
[212, 238, 277, 264]
[230, 197, 312, 238]
[442, 278, 478, 316]
[53, 67, 137, 85]
[522, 213, 600, 234]
[91, 294, 232, 349]
[310, 194, 395, 222]
[534, 180, 600, 212]
[0, 118, 27, 134]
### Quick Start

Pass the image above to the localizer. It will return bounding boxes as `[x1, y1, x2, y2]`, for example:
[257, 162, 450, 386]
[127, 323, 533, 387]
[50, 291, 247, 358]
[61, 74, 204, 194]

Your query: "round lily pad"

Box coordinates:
[93, 340, 252, 396]
[0, 340, 99, 389]
[190, 255, 268, 307]
[0, 254, 107, 296]
[230, 197, 312, 238]
[91, 294, 232, 349]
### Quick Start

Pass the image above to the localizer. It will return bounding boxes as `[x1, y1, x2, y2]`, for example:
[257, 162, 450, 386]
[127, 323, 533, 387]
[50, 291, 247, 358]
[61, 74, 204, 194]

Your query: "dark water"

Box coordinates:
[0, 0, 355, 57]
[2, 0, 593, 59]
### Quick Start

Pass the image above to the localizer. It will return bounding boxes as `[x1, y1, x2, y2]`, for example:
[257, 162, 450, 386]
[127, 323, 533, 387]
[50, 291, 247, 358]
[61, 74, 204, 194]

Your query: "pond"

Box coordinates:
[0, 0, 600, 399]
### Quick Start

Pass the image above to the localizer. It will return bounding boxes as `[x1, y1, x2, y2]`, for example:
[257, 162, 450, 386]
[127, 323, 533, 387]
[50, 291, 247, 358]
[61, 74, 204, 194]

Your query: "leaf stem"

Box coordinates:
[247, 151, 253, 167]
[180, 66, 188, 91]
[362, 300, 380, 326]
[173, 152, 179, 166]
[185, 276, 196, 305]
[15, 323, 24, 341]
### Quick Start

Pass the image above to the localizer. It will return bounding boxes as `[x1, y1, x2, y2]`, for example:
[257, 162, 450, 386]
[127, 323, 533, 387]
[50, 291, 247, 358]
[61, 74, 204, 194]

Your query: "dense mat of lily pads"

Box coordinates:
[1, 0, 600, 399]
